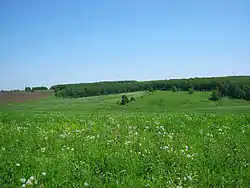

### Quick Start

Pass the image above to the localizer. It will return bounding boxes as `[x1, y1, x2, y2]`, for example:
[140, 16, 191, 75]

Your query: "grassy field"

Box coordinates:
[0, 91, 249, 187]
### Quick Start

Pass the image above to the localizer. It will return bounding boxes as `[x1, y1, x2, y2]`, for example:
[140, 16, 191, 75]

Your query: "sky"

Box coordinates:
[0, 0, 250, 90]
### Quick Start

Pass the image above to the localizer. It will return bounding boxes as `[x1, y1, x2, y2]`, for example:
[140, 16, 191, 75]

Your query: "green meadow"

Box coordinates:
[0, 91, 249, 187]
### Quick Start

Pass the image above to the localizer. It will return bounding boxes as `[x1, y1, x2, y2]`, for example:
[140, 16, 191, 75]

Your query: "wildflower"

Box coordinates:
[84, 182, 89, 187]
[41, 148, 46, 153]
[26, 179, 32, 185]
[71, 148, 74, 151]
[185, 146, 189, 151]
[29, 176, 35, 181]
[22, 184, 26, 188]
[160, 146, 169, 150]
[16, 163, 20, 167]
[20, 178, 26, 183]
[187, 176, 192, 181]
[42, 172, 46, 176]
[186, 154, 192, 158]
[125, 141, 132, 145]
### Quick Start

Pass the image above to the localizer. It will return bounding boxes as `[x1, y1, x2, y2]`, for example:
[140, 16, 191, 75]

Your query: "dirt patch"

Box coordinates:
[0, 91, 53, 103]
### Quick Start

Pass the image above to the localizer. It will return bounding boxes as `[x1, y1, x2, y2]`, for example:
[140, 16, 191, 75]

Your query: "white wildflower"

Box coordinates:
[42, 172, 46, 176]
[22, 184, 26, 188]
[16, 163, 20, 167]
[160, 146, 169, 150]
[187, 176, 192, 181]
[20, 178, 26, 183]
[125, 141, 132, 145]
[26, 179, 32, 185]
[186, 154, 192, 158]
[29, 176, 35, 181]
[41, 148, 46, 153]
[185, 146, 189, 151]
[84, 182, 89, 187]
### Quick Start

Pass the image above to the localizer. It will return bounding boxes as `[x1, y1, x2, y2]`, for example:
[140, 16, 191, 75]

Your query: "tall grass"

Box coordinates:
[0, 112, 249, 187]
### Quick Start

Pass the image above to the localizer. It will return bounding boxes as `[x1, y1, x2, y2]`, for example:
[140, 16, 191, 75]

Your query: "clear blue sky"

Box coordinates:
[0, 0, 250, 90]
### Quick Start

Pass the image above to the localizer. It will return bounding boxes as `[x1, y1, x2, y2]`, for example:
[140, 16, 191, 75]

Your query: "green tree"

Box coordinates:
[172, 86, 177, 92]
[120, 95, 129, 105]
[130, 97, 136, 102]
[188, 88, 194, 94]
[148, 87, 154, 92]
[210, 89, 221, 101]
[25, 87, 32, 92]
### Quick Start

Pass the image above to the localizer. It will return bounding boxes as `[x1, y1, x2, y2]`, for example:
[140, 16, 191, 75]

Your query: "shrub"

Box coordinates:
[130, 97, 136, 102]
[188, 88, 194, 94]
[25, 87, 32, 92]
[120, 95, 129, 105]
[172, 86, 177, 92]
[148, 87, 154, 92]
[210, 89, 221, 101]
[244, 90, 250, 101]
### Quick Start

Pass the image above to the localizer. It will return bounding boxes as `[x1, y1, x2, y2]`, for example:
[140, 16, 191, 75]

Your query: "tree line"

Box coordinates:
[50, 76, 250, 101]
[25, 86, 48, 92]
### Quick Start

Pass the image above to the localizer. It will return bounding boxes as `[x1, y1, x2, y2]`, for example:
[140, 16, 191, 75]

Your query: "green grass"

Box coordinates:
[0, 91, 249, 187]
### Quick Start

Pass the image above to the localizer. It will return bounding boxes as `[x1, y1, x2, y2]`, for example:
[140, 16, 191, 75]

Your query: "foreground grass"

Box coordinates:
[0, 112, 249, 187]
[0, 91, 250, 187]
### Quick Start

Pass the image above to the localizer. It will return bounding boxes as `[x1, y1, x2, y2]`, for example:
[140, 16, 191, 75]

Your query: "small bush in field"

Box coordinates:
[130, 97, 136, 102]
[210, 89, 221, 101]
[172, 86, 177, 92]
[120, 95, 129, 105]
[188, 88, 194, 94]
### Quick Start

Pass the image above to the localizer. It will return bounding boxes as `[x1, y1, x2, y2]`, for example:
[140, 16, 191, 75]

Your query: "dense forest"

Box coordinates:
[50, 76, 250, 101]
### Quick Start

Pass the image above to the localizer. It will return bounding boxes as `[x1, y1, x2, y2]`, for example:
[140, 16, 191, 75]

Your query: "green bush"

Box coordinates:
[148, 87, 154, 92]
[188, 88, 194, 94]
[130, 97, 136, 102]
[120, 95, 129, 105]
[25, 87, 32, 92]
[210, 89, 221, 101]
[172, 86, 177, 92]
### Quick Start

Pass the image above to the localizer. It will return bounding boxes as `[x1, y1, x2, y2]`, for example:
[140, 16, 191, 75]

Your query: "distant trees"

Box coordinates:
[50, 76, 250, 101]
[25, 86, 48, 92]
[25, 87, 32, 92]
[32, 86, 48, 91]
